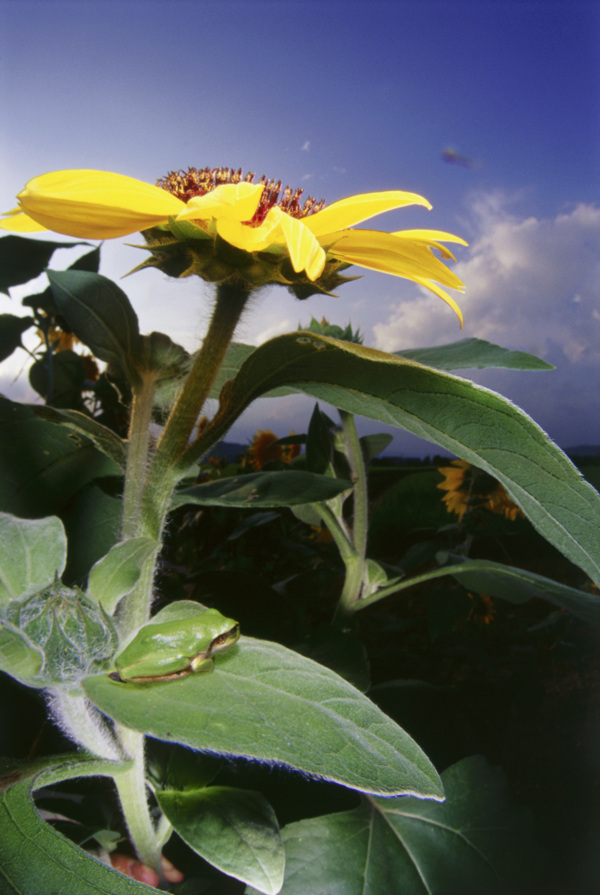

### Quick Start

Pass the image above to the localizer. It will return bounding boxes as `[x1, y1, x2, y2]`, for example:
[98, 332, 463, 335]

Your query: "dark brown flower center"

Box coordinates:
[157, 167, 325, 226]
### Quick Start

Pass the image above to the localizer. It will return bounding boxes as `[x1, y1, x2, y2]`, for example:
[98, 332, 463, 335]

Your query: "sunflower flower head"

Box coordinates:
[1, 167, 467, 319]
[244, 429, 300, 471]
[437, 459, 524, 522]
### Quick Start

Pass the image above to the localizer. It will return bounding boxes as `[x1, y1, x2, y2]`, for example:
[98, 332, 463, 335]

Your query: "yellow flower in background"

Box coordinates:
[1, 167, 466, 321]
[437, 459, 472, 520]
[437, 459, 524, 522]
[244, 429, 300, 471]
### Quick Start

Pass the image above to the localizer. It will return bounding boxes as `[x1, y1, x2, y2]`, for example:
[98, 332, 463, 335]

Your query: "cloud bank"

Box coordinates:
[373, 195, 600, 450]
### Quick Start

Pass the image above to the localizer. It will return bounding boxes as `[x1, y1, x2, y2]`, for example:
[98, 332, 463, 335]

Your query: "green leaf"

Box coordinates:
[61, 483, 122, 584]
[396, 337, 555, 370]
[0, 623, 44, 686]
[69, 246, 101, 273]
[0, 235, 87, 293]
[172, 470, 352, 510]
[360, 432, 394, 462]
[208, 341, 255, 399]
[209, 333, 600, 586]
[84, 637, 443, 799]
[251, 755, 544, 895]
[0, 755, 152, 894]
[30, 405, 127, 470]
[29, 349, 86, 408]
[157, 786, 284, 895]
[0, 513, 66, 604]
[437, 552, 600, 625]
[0, 313, 33, 362]
[0, 396, 121, 518]
[87, 537, 159, 614]
[305, 403, 335, 474]
[47, 270, 142, 375]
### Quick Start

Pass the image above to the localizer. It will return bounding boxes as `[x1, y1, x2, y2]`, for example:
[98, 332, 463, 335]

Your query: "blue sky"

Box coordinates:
[1, 0, 599, 455]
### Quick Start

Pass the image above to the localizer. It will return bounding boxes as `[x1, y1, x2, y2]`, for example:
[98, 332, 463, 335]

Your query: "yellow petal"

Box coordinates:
[216, 212, 283, 252]
[391, 229, 469, 260]
[217, 207, 326, 280]
[303, 191, 432, 237]
[411, 277, 464, 326]
[14, 170, 185, 238]
[324, 230, 466, 290]
[176, 182, 264, 224]
[277, 211, 326, 279]
[0, 210, 48, 233]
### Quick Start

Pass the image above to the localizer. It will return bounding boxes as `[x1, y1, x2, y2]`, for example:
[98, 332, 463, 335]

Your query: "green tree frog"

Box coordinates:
[110, 608, 240, 683]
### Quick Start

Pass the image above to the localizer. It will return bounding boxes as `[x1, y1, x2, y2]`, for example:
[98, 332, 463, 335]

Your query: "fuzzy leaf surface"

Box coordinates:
[437, 553, 600, 625]
[85, 637, 443, 799]
[31, 405, 127, 470]
[87, 537, 159, 613]
[208, 333, 600, 586]
[247, 756, 543, 895]
[396, 337, 555, 370]
[47, 269, 142, 371]
[157, 786, 284, 894]
[0, 514, 66, 604]
[172, 470, 351, 510]
[0, 755, 151, 894]
[0, 396, 120, 518]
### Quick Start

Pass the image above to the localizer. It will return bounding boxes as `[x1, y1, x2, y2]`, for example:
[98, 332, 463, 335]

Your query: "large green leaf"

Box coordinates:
[396, 337, 555, 370]
[172, 470, 352, 510]
[31, 405, 127, 470]
[207, 336, 553, 402]
[0, 755, 152, 894]
[206, 333, 600, 586]
[437, 552, 600, 625]
[248, 755, 544, 895]
[85, 637, 443, 799]
[0, 396, 120, 518]
[0, 235, 86, 293]
[157, 786, 284, 894]
[47, 270, 142, 374]
[0, 513, 66, 604]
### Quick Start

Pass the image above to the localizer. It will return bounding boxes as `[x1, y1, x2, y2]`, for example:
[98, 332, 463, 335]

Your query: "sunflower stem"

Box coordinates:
[109, 281, 252, 869]
[113, 725, 161, 873]
[120, 372, 157, 540]
[155, 281, 251, 471]
[339, 410, 368, 562]
[332, 411, 369, 625]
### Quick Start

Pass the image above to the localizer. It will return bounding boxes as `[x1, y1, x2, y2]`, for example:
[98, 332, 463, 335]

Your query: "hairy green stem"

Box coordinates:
[110, 280, 252, 871]
[155, 280, 251, 471]
[113, 725, 161, 872]
[339, 410, 368, 561]
[120, 373, 157, 540]
[353, 560, 476, 611]
[332, 411, 370, 624]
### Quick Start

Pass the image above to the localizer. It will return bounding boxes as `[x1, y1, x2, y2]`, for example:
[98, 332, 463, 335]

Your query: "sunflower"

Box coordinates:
[437, 459, 524, 521]
[244, 429, 300, 471]
[1, 167, 466, 320]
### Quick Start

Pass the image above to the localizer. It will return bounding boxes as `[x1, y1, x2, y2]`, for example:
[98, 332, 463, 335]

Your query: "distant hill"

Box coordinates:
[210, 442, 247, 462]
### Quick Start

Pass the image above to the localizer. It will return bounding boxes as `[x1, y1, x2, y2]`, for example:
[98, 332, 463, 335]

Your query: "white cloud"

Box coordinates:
[301, 141, 310, 152]
[372, 195, 600, 449]
[374, 197, 600, 363]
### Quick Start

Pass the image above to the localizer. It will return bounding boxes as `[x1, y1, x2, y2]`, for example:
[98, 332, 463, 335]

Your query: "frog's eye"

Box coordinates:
[210, 624, 239, 653]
